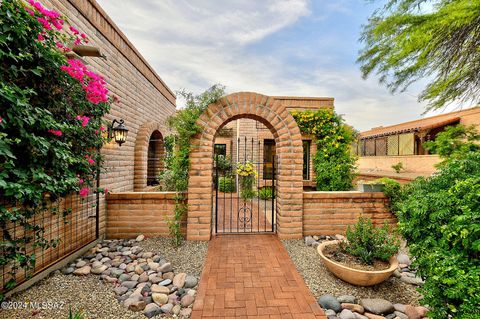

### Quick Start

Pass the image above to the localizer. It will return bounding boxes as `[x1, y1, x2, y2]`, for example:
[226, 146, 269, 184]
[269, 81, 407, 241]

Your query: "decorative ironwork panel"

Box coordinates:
[214, 137, 276, 234]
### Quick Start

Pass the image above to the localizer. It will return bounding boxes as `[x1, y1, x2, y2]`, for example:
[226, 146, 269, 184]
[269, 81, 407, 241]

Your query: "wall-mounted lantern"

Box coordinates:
[110, 119, 129, 146]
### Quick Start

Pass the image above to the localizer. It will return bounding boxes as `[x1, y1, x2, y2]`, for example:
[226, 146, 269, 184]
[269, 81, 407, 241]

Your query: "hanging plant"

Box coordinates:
[236, 161, 257, 200]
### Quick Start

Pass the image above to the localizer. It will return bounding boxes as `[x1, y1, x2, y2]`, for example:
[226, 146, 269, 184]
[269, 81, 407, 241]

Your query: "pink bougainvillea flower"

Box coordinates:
[79, 178, 84, 184]
[69, 26, 80, 35]
[80, 33, 87, 39]
[79, 187, 89, 197]
[104, 188, 109, 195]
[76, 115, 90, 127]
[74, 38, 82, 46]
[100, 126, 106, 131]
[61, 59, 87, 82]
[37, 33, 45, 41]
[25, 8, 35, 16]
[48, 129, 62, 136]
[0, 117, 3, 124]
[37, 17, 51, 30]
[85, 155, 95, 165]
[56, 42, 64, 49]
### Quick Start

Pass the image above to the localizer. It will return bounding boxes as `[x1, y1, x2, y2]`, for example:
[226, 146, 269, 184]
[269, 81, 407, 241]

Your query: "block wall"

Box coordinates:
[106, 192, 187, 238]
[42, 0, 176, 236]
[302, 191, 396, 236]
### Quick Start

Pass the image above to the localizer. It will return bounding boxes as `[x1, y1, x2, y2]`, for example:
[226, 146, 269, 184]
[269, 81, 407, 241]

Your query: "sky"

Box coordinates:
[96, 0, 461, 131]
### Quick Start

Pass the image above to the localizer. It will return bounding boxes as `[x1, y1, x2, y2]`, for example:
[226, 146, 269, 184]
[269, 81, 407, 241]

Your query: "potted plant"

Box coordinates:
[317, 217, 400, 286]
[357, 180, 385, 192]
[236, 161, 257, 200]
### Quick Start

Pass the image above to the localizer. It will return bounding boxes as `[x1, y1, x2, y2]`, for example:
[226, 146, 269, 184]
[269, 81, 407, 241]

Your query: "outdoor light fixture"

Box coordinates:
[110, 119, 129, 146]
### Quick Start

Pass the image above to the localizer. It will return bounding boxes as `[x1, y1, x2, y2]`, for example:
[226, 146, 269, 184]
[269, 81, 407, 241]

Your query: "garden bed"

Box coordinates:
[282, 239, 421, 305]
[0, 237, 208, 319]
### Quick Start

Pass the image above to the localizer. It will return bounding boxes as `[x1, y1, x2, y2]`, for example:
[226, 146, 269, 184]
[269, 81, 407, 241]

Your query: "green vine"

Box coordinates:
[291, 109, 357, 191]
[159, 84, 225, 245]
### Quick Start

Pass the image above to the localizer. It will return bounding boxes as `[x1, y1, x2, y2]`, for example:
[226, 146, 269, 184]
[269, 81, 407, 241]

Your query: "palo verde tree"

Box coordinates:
[358, 0, 480, 111]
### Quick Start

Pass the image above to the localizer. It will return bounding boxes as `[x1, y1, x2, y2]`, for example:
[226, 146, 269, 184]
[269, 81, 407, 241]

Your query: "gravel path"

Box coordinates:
[1, 238, 208, 319]
[282, 239, 422, 305]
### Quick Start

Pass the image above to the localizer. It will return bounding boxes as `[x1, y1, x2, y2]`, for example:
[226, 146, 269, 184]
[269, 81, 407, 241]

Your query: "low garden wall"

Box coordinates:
[303, 191, 396, 236]
[106, 192, 187, 238]
[106, 191, 395, 239]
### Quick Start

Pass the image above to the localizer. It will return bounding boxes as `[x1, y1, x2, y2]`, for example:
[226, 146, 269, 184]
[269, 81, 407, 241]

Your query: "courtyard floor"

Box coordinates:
[191, 235, 326, 319]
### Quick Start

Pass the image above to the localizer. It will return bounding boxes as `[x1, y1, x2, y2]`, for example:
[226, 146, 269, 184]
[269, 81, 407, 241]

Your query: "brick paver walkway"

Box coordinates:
[192, 235, 326, 319]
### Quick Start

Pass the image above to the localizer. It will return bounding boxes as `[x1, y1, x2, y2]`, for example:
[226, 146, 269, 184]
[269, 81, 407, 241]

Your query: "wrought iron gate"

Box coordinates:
[213, 137, 277, 234]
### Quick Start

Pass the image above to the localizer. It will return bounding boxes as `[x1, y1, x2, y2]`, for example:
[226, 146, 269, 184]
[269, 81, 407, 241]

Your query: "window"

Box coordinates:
[214, 144, 226, 158]
[303, 140, 311, 180]
[263, 139, 276, 179]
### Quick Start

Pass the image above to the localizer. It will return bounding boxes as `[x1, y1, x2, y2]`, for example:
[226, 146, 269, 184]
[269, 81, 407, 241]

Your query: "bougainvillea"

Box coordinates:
[0, 0, 111, 294]
[291, 110, 357, 191]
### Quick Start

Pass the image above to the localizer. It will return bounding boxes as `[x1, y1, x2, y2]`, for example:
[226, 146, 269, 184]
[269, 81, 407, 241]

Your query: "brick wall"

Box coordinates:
[303, 191, 396, 236]
[42, 0, 176, 236]
[106, 192, 187, 239]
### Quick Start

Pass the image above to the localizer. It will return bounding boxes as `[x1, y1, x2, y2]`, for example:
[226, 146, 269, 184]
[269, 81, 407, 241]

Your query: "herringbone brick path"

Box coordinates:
[191, 235, 326, 319]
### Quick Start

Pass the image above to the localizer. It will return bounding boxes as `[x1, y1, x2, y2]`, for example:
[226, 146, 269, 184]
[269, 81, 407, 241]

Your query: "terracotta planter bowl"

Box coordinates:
[317, 240, 398, 286]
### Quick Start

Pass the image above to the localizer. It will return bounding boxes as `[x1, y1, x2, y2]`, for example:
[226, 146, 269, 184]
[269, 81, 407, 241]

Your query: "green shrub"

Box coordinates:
[340, 217, 400, 265]
[423, 124, 480, 159]
[391, 162, 404, 173]
[291, 110, 357, 191]
[374, 177, 401, 210]
[258, 187, 273, 200]
[218, 176, 235, 193]
[394, 152, 480, 319]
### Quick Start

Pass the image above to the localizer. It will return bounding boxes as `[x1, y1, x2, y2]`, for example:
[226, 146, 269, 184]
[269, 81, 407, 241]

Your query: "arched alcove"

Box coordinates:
[134, 122, 165, 191]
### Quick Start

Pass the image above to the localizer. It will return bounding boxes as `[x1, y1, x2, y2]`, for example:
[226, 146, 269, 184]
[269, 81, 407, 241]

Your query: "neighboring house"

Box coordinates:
[213, 96, 334, 190]
[354, 106, 480, 183]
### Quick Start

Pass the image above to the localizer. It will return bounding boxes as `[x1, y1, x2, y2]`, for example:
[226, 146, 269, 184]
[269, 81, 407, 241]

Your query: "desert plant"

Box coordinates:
[391, 162, 404, 173]
[340, 217, 400, 265]
[257, 187, 273, 200]
[218, 176, 235, 193]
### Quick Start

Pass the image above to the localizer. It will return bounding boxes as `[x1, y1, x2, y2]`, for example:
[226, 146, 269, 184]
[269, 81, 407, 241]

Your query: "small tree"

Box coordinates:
[424, 124, 480, 159]
[358, 0, 480, 111]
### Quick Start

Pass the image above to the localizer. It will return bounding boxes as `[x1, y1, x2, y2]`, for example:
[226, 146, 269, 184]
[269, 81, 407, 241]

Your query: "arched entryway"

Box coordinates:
[187, 92, 304, 240]
[134, 122, 165, 191]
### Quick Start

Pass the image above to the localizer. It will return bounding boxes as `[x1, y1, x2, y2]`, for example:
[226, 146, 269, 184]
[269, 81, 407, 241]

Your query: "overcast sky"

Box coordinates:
[96, 0, 462, 131]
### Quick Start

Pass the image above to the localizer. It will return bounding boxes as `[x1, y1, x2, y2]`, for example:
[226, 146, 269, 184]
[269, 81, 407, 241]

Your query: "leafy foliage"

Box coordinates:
[394, 152, 480, 319]
[162, 84, 225, 245]
[374, 177, 401, 211]
[423, 124, 480, 159]
[0, 0, 111, 294]
[257, 187, 273, 200]
[292, 110, 357, 191]
[68, 308, 85, 319]
[358, 0, 480, 110]
[218, 176, 235, 193]
[391, 162, 404, 174]
[340, 217, 400, 265]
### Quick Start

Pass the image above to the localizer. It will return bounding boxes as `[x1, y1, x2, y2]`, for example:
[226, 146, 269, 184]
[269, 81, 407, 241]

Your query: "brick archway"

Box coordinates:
[187, 92, 304, 240]
[134, 122, 165, 191]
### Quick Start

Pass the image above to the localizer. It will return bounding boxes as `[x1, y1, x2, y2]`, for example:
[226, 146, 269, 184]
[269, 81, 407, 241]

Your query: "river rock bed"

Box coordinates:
[1, 236, 207, 319]
[62, 236, 198, 318]
[286, 236, 427, 319]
